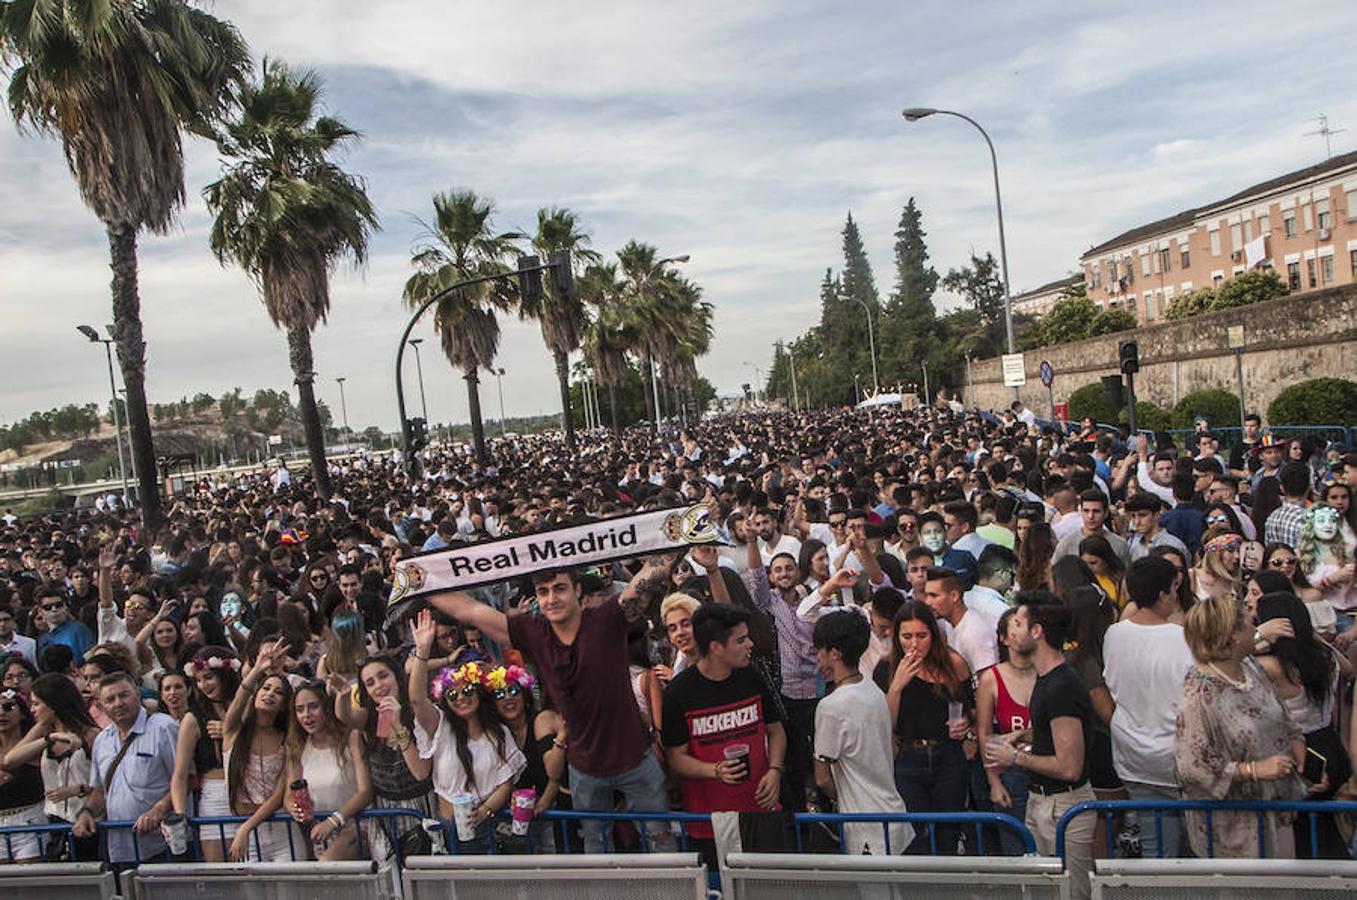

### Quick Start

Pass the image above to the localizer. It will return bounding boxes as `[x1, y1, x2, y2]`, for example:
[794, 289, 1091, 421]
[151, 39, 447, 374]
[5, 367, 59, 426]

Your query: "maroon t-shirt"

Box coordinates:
[508, 602, 651, 777]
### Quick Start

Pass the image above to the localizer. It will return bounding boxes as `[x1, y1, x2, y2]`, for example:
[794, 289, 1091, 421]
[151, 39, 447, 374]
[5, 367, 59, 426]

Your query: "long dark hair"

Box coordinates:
[1258, 591, 1334, 707]
[1150, 545, 1195, 613]
[1051, 556, 1103, 606]
[187, 611, 230, 649]
[356, 654, 416, 735]
[187, 646, 242, 723]
[1064, 586, 1115, 673]
[227, 673, 293, 814]
[1016, 522, 1055, 590]
[31, 673, 98, 735]
[798, 539, 828, 584]
[440, 683, 510, 795]
[885, 600, 962, 697]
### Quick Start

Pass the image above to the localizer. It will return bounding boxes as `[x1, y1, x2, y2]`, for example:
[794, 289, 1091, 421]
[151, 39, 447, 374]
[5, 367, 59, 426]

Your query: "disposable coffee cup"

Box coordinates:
[510, 788, 536, 836]
[451, 792, 477, 841]
[161, 812, 189, 856]
[724, 743, 751, 783]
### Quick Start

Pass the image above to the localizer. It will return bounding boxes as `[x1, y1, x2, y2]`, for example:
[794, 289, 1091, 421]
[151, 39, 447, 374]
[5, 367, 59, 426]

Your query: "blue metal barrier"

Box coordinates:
[0, 820, 74, 862]
[794, 811, 1036, 856]
[1055, 799, 1357, 861]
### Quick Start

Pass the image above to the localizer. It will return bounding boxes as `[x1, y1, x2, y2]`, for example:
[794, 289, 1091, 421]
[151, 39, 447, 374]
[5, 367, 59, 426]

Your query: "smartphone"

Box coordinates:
[1304, 746, 1328, 785]
[1241, 541, 1265, 573]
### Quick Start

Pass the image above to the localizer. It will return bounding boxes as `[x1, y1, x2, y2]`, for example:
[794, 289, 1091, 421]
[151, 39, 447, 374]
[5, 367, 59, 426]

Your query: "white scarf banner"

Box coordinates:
[385, 504, 722, 621]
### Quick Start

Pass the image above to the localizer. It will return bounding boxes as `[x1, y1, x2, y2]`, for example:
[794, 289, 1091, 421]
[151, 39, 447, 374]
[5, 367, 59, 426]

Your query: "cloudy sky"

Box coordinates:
[2, 0, 1353, 432]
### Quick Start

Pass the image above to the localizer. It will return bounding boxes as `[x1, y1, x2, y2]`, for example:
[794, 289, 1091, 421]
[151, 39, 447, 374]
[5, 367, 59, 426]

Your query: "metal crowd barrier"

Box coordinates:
[402, 853, 712, 900]
[1055, 798, 1357, 859]
[793, 810, 1036, 855]
[0, 862, 115, 900]
[1089, 858, 1357, 899]
[130, 860, 391, 900]
[721, 853, 1069, 900]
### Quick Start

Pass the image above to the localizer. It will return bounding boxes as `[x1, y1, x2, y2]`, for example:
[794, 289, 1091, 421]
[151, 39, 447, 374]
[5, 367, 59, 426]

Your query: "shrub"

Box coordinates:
[1120, 401, 1172, 432]
[1210, 270, 1287, 312]
[1172, 388, 1241, 430]
[1268, 378, 1357, 427]
[1069, 382, 1117, 425]
[1040, 297, 1098, 346]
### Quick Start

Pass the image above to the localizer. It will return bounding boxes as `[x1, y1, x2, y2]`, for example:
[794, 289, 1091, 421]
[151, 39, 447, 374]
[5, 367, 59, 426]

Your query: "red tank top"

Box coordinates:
[992, 665, 1031, 735]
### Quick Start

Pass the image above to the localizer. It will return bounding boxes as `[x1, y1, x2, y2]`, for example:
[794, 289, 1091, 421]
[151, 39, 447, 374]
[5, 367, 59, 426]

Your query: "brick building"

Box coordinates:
[1079, 150, 1357, 323]
[1011, 274, 1082, 319]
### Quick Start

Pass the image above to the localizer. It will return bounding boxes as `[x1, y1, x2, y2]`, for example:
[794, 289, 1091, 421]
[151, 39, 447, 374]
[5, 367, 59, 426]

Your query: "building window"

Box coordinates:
[1230, 223, 1242, 250]
[1209, 230, 1221, 255]
[1318, 209, 1332, 231]
[1351, 249, 1357, 281]
[1307, 258, 1317, 287]
[1284, 211, 1297, 236]
[1303, 205, 1313, 231]
[1321, 256, 1334, 284]
[1127, 295, 1138, 318]
[1347, 190, 1357, 222]
[1244, 220, 1254, 242]
[1258, 213, 1269, 233]
[1213, 273, 1224, 285]
[1144, 293, 1155, 320]
[1159, 248, 1171, 272]
[1142, 252, 1151, 276]
[1287, 261, 1302, 290]
[1180, 246, 1191, 268]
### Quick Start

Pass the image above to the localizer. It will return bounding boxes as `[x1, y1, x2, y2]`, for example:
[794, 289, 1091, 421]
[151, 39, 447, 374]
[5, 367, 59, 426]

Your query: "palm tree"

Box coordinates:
[616, 241, 686, 433]
[404, 190, 521, 466]
[523, 207, 599, 450]
[577, 263, 631, 434]
[204, 59, 377, 501]
[654, 276, 714, 426]
[2, 0, 249, 530]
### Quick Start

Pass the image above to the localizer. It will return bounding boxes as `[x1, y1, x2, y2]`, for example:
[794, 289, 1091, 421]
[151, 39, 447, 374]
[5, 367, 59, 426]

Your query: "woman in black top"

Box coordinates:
[488, 664, 567, 851]
[0, 687, 44, 863]
[874, 600, 972, 854]
[171, 646, 242, 861]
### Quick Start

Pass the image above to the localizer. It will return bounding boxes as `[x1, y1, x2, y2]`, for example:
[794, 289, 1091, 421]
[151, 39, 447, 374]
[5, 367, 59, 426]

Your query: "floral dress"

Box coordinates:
[1173, 658, 1305, 858]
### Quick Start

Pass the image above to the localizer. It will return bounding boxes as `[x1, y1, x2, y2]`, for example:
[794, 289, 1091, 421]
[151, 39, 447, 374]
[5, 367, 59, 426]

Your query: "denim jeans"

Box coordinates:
[1122, 780, 1184, 858]
[894, 741, 969, 855]
[996, 767, 1032, 856]
[570, 753, 675, 853]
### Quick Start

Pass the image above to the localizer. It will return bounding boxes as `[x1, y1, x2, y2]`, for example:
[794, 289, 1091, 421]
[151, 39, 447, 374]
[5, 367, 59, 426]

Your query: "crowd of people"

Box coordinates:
[1, 402, 1356, 897]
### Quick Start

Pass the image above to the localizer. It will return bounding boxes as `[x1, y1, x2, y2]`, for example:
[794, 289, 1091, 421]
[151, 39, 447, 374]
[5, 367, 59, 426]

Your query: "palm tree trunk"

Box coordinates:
[607, 382, 620, 435]
[555, 349, 576, 450]
[286, 324, 331, 500]
[106, 223, 163, 532]
[642, 348, 657, 433]
[465, 370, 488, 467]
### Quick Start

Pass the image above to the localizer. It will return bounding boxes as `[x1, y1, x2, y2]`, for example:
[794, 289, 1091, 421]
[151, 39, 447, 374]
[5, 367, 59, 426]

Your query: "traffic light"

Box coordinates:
[548, 249, 574, 298]
[517, 255, 543, 304]
[1101, 374, 1125, 411]
[1119, 340, 1140, 375]
[407, 417, 428, 451]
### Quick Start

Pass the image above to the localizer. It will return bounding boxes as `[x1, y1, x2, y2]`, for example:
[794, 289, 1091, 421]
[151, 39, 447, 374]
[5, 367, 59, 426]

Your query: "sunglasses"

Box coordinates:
[828, 520, 847, 529]
[310, 575, 328, 583]
[493, 685, 523, 700]
[1269, 557, 1298, 568]
[1205, 514, 1229, 524]
[449, 684, 479, 699]
[40, 602, 64, 611]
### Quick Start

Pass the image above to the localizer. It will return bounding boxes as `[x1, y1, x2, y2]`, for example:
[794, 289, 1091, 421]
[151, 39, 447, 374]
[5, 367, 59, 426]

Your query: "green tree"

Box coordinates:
[205, 60, 377, 500]
[1172, 389, 1241, 430]
[833, 213, 881, 390]
[1068, 382, 1117, 425]
[616, 241, 689, 431]
[942, 253, 1006, 357]
[1268, 378, 1357, 426]
[1039, 296, 1098, 345]
[404, 190, 522, 466]
[578, 263, 631, 434]
[1089, 308, 1137, 336]
[1211, 269, 1288, 312]
[1164, 287, 1215, 320]
[881, 198, 939, 390]
[2, 0, 250, 530]
[523, 207, 600, 450]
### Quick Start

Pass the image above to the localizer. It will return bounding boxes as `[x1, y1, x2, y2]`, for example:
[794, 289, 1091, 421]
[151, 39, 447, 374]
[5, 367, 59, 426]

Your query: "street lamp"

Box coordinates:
[852, 298, 880, 394]
[853, 373, 862, 404]
[76, 325, 129, 503]
[742, 362, 764, 404]
[407, 337, 429, 424]
[334, 377, 351, 446]
[921, 360, 930, 407]
[902, 106, 1018, 399]
[494, 367, 507, 438]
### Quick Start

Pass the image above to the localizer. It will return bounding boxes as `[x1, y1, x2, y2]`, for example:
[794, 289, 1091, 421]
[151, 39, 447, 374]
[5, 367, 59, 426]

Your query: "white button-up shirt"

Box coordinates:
[90, 708, 179, 862]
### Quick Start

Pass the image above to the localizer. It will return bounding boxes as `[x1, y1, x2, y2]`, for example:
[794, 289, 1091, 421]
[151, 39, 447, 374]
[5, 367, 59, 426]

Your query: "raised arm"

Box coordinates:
[2, 722, 52, 769]
[408, 609, 441, 739]
[618, 557, 671, 623]
[426, 592, 510, 646]
[225, 638, 286, 737]
[97, 544, 117, 609]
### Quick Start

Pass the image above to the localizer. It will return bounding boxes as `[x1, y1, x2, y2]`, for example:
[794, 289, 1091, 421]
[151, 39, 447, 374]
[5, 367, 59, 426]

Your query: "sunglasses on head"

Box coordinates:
[493, 684, 523, 700]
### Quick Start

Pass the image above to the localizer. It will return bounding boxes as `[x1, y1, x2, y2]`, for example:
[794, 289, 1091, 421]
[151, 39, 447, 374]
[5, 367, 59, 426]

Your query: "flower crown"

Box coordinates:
[430, 661, 485, 701]
[0, 687, 24, 704]
[485, 665, 536, 692]
[1205, 533, 1243, 554]
[188, 655, 242, 674]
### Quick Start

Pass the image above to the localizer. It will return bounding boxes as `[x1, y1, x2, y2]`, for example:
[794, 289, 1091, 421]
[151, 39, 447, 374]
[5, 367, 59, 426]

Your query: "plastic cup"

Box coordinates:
[451, 792, 477, 841]
[986, 734, 1011, 771]
[161, 812, 189, 856]
[510, 788, 536, 836]
[724, 743, 751, 783]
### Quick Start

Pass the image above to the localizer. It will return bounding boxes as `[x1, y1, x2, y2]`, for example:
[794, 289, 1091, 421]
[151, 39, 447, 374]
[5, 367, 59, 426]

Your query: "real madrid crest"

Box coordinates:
[661, 504, 720, 545]
[389, 561, 427, 604]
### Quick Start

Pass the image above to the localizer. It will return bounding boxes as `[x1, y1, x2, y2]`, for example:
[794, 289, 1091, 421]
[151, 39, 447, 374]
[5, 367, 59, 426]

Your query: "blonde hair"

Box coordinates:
[660, 592, 701, 622]
[1184, 594, 1246, 663]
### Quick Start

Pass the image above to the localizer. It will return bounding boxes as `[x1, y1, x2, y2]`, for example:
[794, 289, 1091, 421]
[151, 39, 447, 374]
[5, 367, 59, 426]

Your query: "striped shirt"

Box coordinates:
[748, 567, 820, 700]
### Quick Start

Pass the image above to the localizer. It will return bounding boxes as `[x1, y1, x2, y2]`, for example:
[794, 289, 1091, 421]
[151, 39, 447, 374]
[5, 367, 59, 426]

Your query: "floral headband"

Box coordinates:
[431, 661, 485, 701]
[1205, 533, 1243, 554]
[187, 655, 242, 674]
[485, 665, 536, 693]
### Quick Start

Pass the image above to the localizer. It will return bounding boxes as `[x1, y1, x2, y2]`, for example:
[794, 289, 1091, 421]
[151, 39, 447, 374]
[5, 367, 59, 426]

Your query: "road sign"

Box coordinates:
[1001, 353, 1027, 388]
[1039, 360, 1054, 387]
[267, 434, 283, 446]
[1053, 402, 1069, 422]
[1227, 325, 1245, 349]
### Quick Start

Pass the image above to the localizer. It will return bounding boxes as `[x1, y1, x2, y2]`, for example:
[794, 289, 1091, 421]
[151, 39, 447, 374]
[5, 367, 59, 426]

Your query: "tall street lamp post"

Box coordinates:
[494, 367, 507, 438]
[902, 106, 1019, 401]
[76, 325, 130, 503]
[852, 297, 880, 394]
[335, 377, 351, 445]
[407, 337, 429, 424]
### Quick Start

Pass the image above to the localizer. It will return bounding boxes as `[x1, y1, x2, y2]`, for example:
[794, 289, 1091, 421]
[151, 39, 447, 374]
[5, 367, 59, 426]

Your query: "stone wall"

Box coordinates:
[961, 283, 1357, 420]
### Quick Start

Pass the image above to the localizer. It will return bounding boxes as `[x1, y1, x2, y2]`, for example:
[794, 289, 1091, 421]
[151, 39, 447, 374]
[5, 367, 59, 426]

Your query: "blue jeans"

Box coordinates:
[894, 741, 969, 855]
[570, 753, 675, 853]
[1122, 780, 1184, 858]
[997, 768, 1032, 856]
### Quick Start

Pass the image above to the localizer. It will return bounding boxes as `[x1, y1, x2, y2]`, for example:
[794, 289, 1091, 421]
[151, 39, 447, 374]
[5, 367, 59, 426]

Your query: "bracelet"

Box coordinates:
[769, 764, 784, 772]
[329, 811, 346, 827]
[552, 739, 567, 750]
[76, 806, 95, 821]
[714, 762, 721, 780]
[1010, 748, 1020, 767]
[414, 653, 429, 662]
